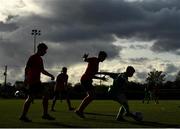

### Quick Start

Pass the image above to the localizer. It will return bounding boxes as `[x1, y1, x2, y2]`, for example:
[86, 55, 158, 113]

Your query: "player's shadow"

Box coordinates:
[129, 121, 180, 128]
[33, 121, 86, 128]
[85, 118, 180, 128]
[84, 112, 114, 117]
[84, 113, 180, 128]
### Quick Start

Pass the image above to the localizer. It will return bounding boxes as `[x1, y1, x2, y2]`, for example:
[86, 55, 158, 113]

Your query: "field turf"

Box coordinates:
[0, 99, 180, 128]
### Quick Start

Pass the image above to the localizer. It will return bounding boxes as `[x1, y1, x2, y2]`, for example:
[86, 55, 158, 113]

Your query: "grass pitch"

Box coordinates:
[0, 99, 180, 128]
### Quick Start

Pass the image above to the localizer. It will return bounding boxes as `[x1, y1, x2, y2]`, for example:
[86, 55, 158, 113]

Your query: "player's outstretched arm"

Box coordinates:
[42, 70, 55, 80]
[97, 71, 112, 75]
[97, 72, 119, 79]
[93, 75, 108, 81]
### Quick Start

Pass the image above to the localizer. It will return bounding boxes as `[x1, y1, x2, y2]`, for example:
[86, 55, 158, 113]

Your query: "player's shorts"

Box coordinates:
[144, 91, 150, 98]
[53, 90, 69, 99]
[115, 93, 128, 104]
[154, 91, 160, 97]
[81, 79, 94, 92]
[26, 82, 49, 97]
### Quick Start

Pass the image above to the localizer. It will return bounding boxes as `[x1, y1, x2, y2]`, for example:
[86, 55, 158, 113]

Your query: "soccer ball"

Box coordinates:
[14, 90, 24, 98]
[15, 90, 20, 97]
[132, 112, 143, 121]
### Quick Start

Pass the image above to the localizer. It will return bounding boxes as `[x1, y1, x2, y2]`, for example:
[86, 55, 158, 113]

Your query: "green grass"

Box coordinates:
[0, 99, 180, 128]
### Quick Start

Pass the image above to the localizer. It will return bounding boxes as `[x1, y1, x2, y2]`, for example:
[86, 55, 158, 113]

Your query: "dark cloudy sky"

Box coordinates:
[0, 0, 180, 85]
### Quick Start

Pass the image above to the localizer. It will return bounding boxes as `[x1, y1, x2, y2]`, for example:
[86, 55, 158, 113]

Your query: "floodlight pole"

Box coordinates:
[31, 29, 41, 53]
[100, 70, 102, 86]
[4, 65, 7, 86]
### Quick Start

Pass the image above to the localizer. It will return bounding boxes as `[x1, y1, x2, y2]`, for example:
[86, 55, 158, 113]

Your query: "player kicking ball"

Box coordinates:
[97, 66, 143, 122]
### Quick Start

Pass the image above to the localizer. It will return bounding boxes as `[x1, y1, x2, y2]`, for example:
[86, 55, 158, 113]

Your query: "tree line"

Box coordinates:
[0, 69, 180, 99]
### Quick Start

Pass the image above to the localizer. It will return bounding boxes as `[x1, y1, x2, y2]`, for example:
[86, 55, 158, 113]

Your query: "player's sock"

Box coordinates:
[116, 116, 127, 122]
[75, 110, 85, 118]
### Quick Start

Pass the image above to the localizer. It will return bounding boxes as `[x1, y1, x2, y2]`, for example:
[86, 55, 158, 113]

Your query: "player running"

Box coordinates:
[75, 51, 107, 118]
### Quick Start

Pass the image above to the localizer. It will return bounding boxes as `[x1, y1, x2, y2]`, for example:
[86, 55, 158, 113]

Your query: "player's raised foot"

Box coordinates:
[42, 114, 55, 120]
[69, 107, 75, 111]
[19, 116, 32, 122]
[116, 116, 127, 122]
[75, 110, 85, 118]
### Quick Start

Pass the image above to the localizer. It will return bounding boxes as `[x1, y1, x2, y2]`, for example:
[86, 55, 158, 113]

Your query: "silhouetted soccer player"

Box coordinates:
[142, 84, 151, 104]
[75, 51, 107, 118]
[98, 66, 139, 121]
[19, 43, 55, 122]
[153, 83, 160, 104]
[51, 67, 75, 111]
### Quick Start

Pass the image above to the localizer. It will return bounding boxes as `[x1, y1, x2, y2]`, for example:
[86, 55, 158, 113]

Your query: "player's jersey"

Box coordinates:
[54, 73, 68, 91]
[25, 54, 44, 84]
[153, 85, 160, 94]
[108, 73, 128, 94]
[81, 57, 100, 81]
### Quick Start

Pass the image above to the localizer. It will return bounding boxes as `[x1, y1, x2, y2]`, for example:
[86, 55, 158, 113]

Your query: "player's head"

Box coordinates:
[126, 66, 135, 77]
[98, 51, 107, 62]
[62, 67, 67, 73]
[37, 43, 48, 56]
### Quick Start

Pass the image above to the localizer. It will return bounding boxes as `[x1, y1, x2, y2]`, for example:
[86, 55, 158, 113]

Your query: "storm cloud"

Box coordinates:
[0, 0, 180, 83]
[17, 0, 180, 54]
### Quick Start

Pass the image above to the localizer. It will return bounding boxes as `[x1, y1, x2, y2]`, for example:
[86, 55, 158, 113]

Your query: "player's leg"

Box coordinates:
[19, 84, 35, 122]
[66, 91, 75, 111]
[41, 86, 55, 120]
[51, 91, 58, 111]
[156, 98, 159, 104]
[75, 89, 95, 117]
[75, 80, 95, 118]
[116, 94, 129, 121]
[154, 91, 159, 104]
[142, 95, 145, 103]
[156, 94, 159, 104]
[80, 89, 95, 110]
[147, 91, 151, 104]
[122, 102, 139, 121]
[116, 93, 136, 121]
[116, 105, 126, 121]
[19, 95, 33, 122]
[142, 91, 147, 103]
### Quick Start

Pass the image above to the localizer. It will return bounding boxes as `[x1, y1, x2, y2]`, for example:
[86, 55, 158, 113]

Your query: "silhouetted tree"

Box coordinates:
[14, 81, 25, 90]
[175, 71, 180, 81]
[146, 69, 166, 86]
[164, 81, 174, 89]
[0, 82, 15, 98]
[175, 71, 180, 88]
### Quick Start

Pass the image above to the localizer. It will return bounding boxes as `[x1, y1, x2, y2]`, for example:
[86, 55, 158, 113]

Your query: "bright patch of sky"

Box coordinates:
[0, 0, 43, 22]
[110, 37, 180, 83]
[113, 37, 180, 63]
